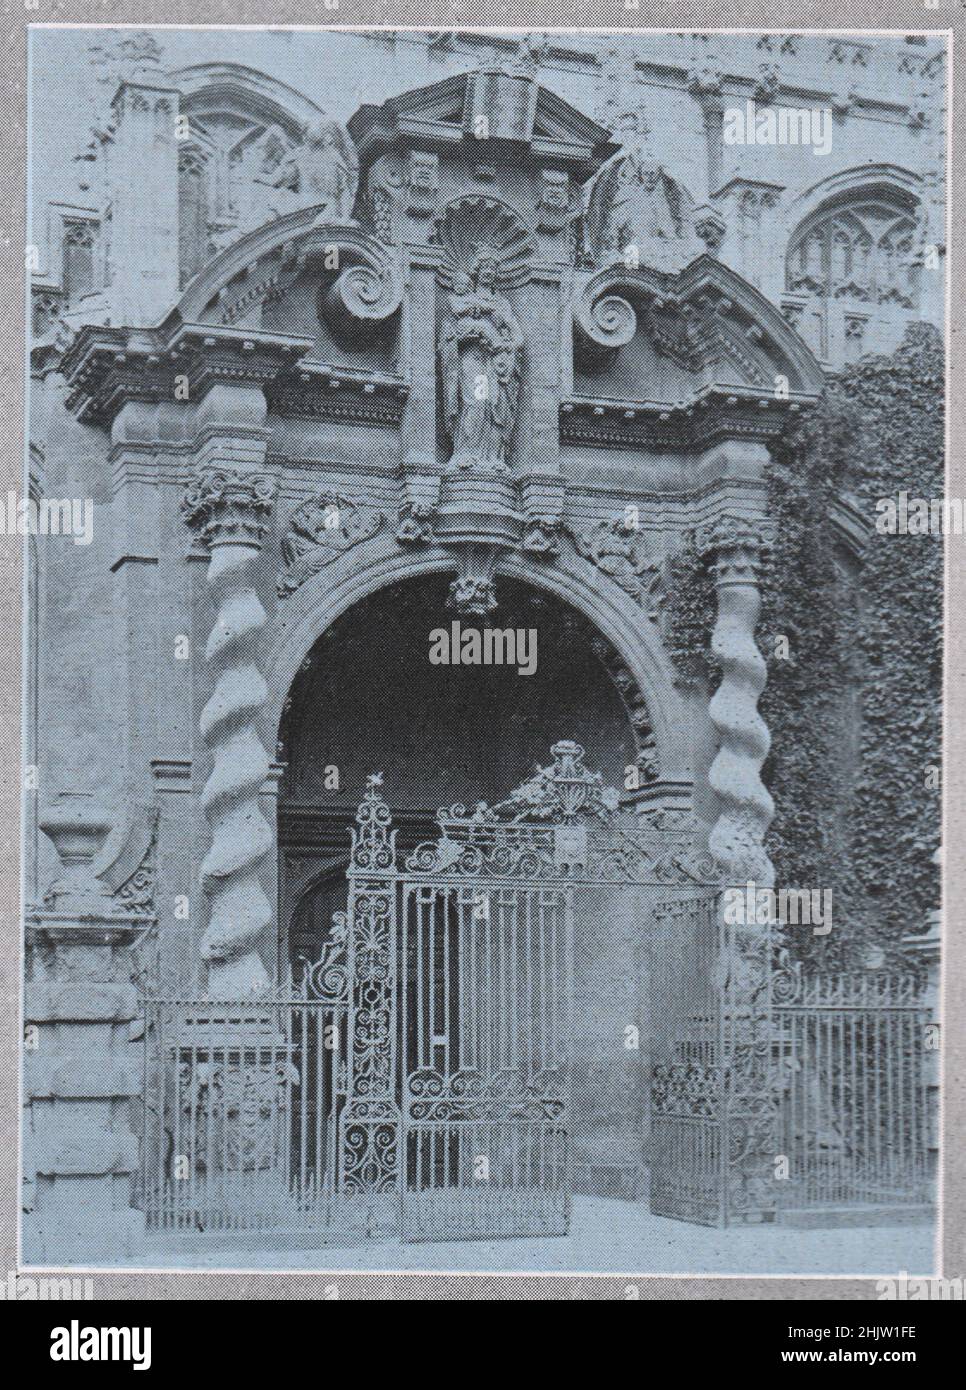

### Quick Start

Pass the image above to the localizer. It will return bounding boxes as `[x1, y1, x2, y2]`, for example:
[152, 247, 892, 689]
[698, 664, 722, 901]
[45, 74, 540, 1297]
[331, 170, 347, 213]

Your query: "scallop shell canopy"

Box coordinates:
[432, 195, 537, 288]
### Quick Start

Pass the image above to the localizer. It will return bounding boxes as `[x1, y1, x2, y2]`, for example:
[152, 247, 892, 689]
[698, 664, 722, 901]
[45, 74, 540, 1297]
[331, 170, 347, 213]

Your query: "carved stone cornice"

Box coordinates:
[61, 323, 314, 426]
[181, 467, 278, 548]
[348, 68, 616, 182]
[572, 258, 824, 403]
[268, 369, 407, 426]
[560, 390, 803, 451]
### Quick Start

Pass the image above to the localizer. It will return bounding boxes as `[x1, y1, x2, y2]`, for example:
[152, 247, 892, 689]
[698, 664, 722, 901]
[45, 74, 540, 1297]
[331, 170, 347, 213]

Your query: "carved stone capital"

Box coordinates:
[754, 62, 781, 103]
[695, 515, 774, 586]
[687, 59, 724, 98]
[181, 467, 277, 548]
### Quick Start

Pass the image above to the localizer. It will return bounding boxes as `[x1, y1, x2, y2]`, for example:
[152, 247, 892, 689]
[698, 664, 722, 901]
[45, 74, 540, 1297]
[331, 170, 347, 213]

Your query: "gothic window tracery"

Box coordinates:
[784, 189, 921, 363]
[786, 197, 920, 310]
[31, 291, 63, 339]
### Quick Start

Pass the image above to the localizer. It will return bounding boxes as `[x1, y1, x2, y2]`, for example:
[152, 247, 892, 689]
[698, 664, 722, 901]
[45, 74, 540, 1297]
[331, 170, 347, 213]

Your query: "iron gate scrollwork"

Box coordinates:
[141, 740, 729, 1243]
[339, 775, 401, 1235]
[340, 741, 723, 1242]
[140, 741, 931, 1242]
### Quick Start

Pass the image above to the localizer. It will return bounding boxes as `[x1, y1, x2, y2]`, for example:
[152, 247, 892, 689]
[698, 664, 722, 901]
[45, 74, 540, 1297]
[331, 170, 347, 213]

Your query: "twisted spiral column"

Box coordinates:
[182, 425, 277, 998]
[699, 514, 776, 1224]
[701, 516, 775, 889]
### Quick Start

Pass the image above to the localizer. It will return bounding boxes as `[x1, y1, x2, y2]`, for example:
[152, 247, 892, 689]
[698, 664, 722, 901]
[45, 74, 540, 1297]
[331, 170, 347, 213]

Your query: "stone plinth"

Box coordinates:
[24, 793, 149, 1263]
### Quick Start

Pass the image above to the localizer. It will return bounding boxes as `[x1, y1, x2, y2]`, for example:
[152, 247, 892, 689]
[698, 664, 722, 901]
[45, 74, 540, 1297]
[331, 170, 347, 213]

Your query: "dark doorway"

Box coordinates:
[276, 572, 650, 1198]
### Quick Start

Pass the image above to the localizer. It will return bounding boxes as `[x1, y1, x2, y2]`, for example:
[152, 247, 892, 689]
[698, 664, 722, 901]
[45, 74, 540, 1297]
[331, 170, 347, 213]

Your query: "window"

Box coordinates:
[61, 220, 97, 303]
[784, 189, 922, 365]
[787, 197, 920, 311]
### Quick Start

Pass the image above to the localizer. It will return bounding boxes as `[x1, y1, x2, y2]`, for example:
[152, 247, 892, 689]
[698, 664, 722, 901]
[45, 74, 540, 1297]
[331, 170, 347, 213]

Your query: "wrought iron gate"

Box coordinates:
[338, 740, 721, 1241]
[141, 741, 725, 1243]
[398, 850, 574, 1239]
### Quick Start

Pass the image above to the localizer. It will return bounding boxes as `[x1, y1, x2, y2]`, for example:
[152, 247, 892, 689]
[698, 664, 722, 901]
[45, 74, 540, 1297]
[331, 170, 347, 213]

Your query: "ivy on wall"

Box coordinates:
[666, 324, 943, 966]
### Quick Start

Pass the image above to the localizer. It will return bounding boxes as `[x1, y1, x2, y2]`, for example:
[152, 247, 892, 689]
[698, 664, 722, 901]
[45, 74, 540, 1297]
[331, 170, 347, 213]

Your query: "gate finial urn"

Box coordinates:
[39, 790, 114, 912]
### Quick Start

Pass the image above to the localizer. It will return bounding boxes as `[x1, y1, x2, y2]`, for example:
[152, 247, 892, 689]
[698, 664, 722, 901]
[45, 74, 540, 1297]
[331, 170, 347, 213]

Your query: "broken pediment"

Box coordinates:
[349, 62, 615, 172]
[173, 210, 402, 372]
[350, 59, 615, 255]
[570, 258, 825, 435]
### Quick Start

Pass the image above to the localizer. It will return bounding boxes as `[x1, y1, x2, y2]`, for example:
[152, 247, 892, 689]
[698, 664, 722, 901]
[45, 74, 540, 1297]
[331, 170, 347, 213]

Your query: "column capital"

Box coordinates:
[696, 513, 774, 585]
[181, 466, 277, 548]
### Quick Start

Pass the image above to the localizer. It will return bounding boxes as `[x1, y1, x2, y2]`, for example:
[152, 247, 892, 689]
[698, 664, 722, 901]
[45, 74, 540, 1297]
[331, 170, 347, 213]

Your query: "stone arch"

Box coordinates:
[783, 164, 922, 245]
[264, 534, 697, 787]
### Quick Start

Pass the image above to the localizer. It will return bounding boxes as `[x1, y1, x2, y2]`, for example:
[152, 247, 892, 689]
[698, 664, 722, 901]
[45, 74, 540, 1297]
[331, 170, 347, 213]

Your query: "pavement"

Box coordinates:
[134, 1196, 937, 1275]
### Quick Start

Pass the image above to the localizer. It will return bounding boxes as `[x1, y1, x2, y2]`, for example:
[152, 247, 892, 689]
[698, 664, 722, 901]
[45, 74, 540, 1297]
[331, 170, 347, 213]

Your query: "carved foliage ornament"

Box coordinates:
[568, 516, 664, 615]
[278, 491, 385, 597]
[395, 501, 435, 546]
[181, 468, 277, 548]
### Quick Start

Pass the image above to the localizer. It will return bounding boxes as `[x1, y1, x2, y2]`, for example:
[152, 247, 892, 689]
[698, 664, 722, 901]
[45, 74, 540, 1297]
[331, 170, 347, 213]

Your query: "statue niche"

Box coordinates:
[439, 249, 523, 474]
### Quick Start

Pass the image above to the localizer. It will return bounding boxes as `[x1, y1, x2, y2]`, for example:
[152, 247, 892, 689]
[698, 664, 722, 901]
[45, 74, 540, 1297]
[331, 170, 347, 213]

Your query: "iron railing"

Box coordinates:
[773, 967, 932, 1213]
[138, 961, 349, 1236]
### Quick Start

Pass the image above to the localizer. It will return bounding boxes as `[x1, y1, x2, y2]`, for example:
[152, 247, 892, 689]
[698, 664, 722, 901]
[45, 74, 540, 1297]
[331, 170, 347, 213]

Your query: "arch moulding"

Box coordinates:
[781, 162, 923, 244]
[263, 533, 698, 788]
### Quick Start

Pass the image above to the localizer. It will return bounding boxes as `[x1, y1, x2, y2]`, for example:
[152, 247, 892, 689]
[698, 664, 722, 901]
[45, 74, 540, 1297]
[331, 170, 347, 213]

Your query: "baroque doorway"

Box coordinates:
[277, 573, 659, 1198]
